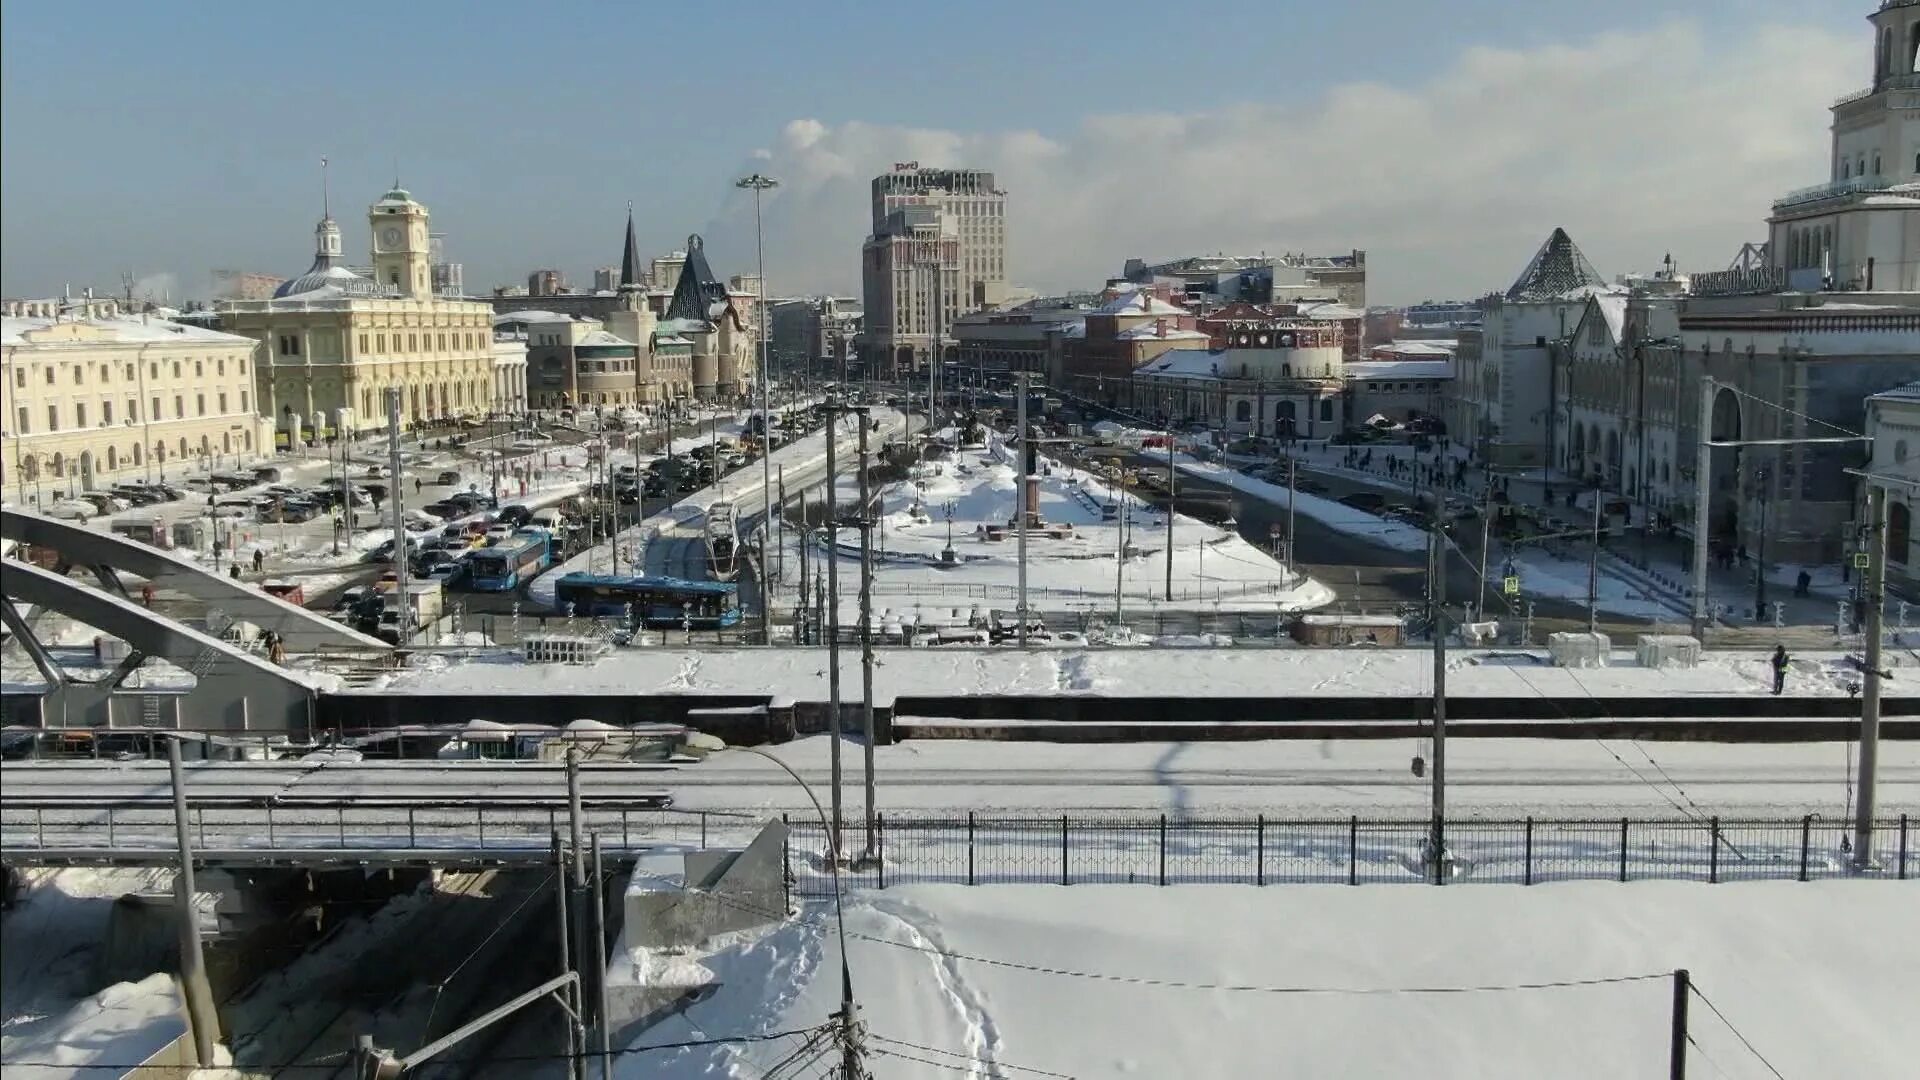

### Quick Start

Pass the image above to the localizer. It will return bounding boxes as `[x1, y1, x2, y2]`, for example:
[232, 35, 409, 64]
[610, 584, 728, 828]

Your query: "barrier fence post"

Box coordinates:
[477, 807, 485, 851]
[1799, 814, 1812, 882]
[1901, 814, 1909, 880]
[1256, 815, 1265, 886]
[780, 813, 790, 911]
[35, 807, 43, 849]
[1709, 817, 1720, 884]
[1523, 817, 1534, 885]
[406, 807, 415, 849]
[1618, 817, 1629, 882]
[106, 806, 115, 849]
[877, 813, 886, 889]
[1061, 815, 1069, 886]
[1348, 816, 1358, 886]
[621, 810, 629, 852]
[1669, 968, 1690, 1080]
[701, 812, 708, 849]
[967, 812, 976, 886]
[336, 806, 344, 849]
[1158, 814, 1167, 886]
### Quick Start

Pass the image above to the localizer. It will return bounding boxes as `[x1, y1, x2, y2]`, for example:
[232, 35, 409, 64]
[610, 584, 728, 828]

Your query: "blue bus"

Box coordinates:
[515, 525, 566, 564]
[468, 535, 550, 592]
[551, 572, 742, 628]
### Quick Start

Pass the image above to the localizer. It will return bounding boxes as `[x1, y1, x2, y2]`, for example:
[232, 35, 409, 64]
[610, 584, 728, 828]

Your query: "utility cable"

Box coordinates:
[1690, 984, 1791, 1080]
[1686, 1033, 1736, 1080]
[868, 1033, 1078, 1078]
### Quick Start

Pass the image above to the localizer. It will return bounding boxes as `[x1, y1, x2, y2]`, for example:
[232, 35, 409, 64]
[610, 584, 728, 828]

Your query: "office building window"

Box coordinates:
[152, 396, 161, 420]
[16, 405, 29, 434]
[218, 392, 228, 413]
[47, 404, 59, 431]
[174, 395, 183, 418]
[240, 390, 249, 412]
[75, 402, 87, 426]
[196, 393, 205, 416]
[102, 401, 114, 425]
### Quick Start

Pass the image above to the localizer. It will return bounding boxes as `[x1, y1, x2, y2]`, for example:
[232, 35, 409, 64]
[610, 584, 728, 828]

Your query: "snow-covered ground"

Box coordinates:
[630, 881, 1917, 1079]
[364, 643, 1903, 702]
[781, 438, 1333, 625]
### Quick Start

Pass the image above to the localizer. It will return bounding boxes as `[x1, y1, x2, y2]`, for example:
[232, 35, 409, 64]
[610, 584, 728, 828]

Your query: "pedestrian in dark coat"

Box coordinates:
[1770, 645, 1790, 696]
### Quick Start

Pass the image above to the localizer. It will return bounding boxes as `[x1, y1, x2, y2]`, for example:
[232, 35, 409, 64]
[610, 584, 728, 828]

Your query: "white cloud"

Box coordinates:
[705, 20, 1853, 306]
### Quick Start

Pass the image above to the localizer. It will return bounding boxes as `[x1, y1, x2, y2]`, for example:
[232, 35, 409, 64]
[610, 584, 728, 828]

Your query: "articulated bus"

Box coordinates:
[467, 534, 550, 592]
[551, 572, 741, 628]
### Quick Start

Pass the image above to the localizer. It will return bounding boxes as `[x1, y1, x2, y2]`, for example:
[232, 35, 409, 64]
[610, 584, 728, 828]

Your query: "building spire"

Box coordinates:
[321, 156, 331, 219]
[619, 201, 643, 290]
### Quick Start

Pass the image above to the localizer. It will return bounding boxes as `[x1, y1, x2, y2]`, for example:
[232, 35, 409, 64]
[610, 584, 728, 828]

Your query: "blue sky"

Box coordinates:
[0, 0, 1872, 305]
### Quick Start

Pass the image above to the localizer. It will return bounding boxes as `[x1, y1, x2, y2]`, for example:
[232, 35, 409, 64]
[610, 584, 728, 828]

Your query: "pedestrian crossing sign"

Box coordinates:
[1502, 575, 1521, 596]
[1854, 552, 1869, 569]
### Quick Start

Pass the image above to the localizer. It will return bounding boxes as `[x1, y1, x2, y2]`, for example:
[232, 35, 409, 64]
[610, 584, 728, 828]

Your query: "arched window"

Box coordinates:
[51, 452, 64, 476]
[1873, 152, 1882, 176]
[1233, 400, 1251, 422]
[1844, 160, 1853, 179]
[1280, 363, 1292, 378]
[106, 446, 117, 470]
[1890, 501, 1912, 566]
[132, 443, 143, 466]
[1277, 400, 1297, 421]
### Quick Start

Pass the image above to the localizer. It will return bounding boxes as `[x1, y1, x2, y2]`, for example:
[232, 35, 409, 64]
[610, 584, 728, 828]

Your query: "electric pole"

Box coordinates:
[1429, 524, 1449, 884]
[824, 404, 844, 853]
[1016, 371, 1030, 648]
[1853, 484, 1887, 869]
[856, 411, 878, 859]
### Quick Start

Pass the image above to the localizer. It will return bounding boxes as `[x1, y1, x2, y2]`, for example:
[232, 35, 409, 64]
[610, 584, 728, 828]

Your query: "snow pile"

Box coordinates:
[1, 974, 216, 1078]
[629, 881, 1917, 1078]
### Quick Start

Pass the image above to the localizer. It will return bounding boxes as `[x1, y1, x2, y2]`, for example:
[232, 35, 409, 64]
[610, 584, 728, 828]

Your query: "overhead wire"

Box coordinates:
[1690, 984, 1791, 1080]
[867, 1033, 1078, 1078]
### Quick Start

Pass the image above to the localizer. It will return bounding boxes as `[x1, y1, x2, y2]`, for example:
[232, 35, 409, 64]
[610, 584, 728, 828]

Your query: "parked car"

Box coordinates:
[45, 498, 98, 520]
[422, 501, 464, 520]
[79, 492, 132, 514]
[497, 504, 533, 527]
[435, 470, 463, 486]
[109, 486, 164, 507]
[484, 524, 516, 545]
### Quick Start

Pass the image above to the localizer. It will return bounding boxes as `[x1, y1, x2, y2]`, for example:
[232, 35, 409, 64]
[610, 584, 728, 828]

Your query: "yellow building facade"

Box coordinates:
[218, 187, 494, 438]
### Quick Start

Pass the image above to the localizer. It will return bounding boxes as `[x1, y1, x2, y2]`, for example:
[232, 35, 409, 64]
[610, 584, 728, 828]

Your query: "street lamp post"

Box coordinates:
[737, 172, 779, 573]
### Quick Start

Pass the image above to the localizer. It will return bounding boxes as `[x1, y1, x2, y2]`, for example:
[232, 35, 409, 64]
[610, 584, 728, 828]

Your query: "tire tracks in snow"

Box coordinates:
[864, 895, 1004, 1076]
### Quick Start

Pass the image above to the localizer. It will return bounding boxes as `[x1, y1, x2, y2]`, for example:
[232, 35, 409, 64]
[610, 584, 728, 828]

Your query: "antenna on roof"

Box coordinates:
[321, 156, 331, 218]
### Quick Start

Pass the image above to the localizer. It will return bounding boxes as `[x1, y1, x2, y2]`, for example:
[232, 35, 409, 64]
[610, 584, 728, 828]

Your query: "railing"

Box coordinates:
[1833, 71, 1920, 107]
[785, 813, 1914, 894]
[1772, 174, 1899, 210]
[0, 802, 765, 860]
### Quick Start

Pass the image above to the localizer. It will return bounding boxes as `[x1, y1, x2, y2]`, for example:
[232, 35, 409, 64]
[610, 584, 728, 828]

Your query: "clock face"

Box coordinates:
[382, 227, 402, 249]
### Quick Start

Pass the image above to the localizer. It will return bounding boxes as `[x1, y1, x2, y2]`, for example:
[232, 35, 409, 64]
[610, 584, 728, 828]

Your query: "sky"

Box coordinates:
[0, 0, 1873, 308]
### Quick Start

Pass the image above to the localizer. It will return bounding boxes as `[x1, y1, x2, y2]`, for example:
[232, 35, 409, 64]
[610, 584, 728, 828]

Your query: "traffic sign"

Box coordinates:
[1854, 552, 1870, 569]
[1502, 575, 1521, 596]
[1269, 522, 1283, 538]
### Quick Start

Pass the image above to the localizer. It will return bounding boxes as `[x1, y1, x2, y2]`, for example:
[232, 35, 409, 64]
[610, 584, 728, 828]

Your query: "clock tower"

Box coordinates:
[369, 186, 431, 298]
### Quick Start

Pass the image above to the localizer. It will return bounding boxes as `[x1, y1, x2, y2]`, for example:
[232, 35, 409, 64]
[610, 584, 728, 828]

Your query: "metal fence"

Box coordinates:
[784, 813, 1914, 896]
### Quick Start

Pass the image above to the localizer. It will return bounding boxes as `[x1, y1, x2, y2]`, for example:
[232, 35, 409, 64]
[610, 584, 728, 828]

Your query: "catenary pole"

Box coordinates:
[167, 737, 218, 1066]
[1689, 376, 1714, 639]
[1854, 484, 1887, 868]
[857, 411, 878, 856]
[387, 388, 411, 641]
[824, 405, 844, 853]
[1016, 371, 1030, 647]
[1586, 489, 1602, 633]
[1430, 524, 1448, 884]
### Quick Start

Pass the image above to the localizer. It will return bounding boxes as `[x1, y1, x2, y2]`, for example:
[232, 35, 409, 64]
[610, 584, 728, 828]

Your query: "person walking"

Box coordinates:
[1795, 569, 1811, 597]
[1770, 644, 1790, 696]
[251, 548, 265, 574]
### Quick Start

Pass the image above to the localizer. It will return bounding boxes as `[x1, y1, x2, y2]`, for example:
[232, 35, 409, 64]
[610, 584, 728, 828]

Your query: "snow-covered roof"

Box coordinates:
[657, 317, 711, 335]
[492, 310, 577, 325]
[1134, 348, 1224, 379]
[1095, 290, 1188, 317]
[1869, 381, 1920, 404]
[1506, 227, 1609, 301]
[1374, 341, 1456, 357]
[652, 333, 693, 346]
[275, 263, 389, 300]
[576, 329, 637, 348]
[1344, 360, 1454, 382]
[1115, 323, 1210, 341]
[1589, 294, 1627, 342]
[1, 311, 254, 347]
[1292, 301, 1364, 320]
